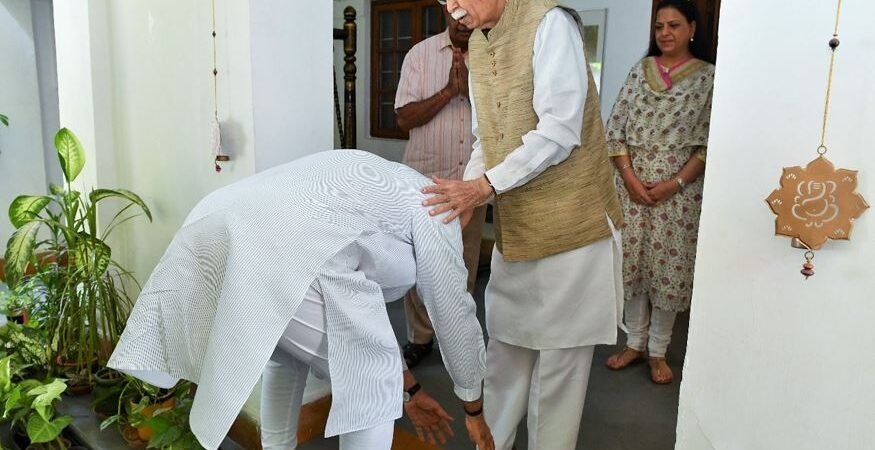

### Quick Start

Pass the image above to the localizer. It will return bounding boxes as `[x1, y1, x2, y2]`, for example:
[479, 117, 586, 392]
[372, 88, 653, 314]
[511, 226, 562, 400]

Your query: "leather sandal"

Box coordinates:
[648, 357, 674, 384]
[605, 346, 644, 370]
[402, 341, 433, 368]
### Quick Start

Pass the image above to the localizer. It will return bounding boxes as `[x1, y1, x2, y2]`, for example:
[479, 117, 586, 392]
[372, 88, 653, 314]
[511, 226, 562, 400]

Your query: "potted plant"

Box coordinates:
[0, 279, 38, 325]
[0, 356, 72, 450]
[100, 377, 198, 449]
[0, 323, 49, 380]
[3, 128, 152, 385]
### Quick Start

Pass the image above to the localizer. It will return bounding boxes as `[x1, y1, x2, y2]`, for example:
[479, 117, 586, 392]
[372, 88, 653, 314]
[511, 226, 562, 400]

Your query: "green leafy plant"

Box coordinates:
[0, 278, 38, 321]
[3, 128, 152, 380]
[0, 355, 72, 448]
[0, 322, 49, 376]
[100, 377, 198, 449]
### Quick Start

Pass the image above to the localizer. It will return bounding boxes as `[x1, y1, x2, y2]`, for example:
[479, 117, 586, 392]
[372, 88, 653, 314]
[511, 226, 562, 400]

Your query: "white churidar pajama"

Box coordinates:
[622, 292, 678, 358]
[261, 281, 395, 450]
[464, 9, 624, 449]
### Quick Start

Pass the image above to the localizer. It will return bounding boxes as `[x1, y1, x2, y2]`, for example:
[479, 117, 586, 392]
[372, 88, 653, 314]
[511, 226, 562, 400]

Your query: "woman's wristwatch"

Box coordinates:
[675, 177, 686, 191]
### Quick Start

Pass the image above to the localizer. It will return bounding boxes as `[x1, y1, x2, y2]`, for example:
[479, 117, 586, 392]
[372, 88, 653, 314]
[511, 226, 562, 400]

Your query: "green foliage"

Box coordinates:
[100, 377, 199, 449]
[2, 128, 152, 380]
[0, 322, 49, 372]
[0, 355, 71, 447]
[0, 278, 39, 318]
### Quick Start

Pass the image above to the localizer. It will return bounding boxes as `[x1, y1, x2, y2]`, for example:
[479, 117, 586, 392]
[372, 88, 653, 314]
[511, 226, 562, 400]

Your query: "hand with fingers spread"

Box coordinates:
[422, 175, 493, 224]
[404, 389, 455, 445]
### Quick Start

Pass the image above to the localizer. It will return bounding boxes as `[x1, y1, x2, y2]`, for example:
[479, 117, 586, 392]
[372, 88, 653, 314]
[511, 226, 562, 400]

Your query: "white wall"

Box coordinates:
[30, 0, 61, 189]
[560, 0, 652, 122]
[52, 0, 335, 425]
[251, 1, 333, 170]
[676, 1, 875, 449]
[333, 0, 408, 162]
[0, 0, 48, 246]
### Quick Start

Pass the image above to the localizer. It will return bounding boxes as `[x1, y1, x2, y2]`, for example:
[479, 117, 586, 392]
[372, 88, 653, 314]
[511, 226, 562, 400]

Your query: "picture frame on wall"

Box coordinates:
[577, 8, 608, 94]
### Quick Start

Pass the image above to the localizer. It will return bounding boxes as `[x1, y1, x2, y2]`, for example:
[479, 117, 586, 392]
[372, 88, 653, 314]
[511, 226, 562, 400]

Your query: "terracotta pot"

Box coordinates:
[121, 426, 147, 450]
[5, 307, 27, 325]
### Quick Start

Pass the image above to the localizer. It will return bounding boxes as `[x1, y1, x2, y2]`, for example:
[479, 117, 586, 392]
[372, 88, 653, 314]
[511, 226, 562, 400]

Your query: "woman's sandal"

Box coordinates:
[605, 347, 644, 370]
[648, 357, 674, 384]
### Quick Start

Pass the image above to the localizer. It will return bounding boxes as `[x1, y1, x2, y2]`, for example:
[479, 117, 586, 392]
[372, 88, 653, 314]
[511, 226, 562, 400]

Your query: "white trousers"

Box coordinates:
[624, 292, 678, 358]
[260, 283, 395, 450]
[484, 339, 595, 450]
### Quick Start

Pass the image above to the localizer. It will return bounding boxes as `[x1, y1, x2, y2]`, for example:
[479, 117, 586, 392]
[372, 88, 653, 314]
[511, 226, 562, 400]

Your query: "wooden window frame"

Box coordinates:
[370, 0, 446, 140]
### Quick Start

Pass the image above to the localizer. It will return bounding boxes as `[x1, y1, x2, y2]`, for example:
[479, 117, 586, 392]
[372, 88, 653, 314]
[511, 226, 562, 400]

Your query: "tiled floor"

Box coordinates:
[301, 270, 689, 450]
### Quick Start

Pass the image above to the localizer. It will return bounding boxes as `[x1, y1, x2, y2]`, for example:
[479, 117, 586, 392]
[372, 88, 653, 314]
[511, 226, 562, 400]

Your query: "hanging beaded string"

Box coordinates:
[211, 0, 229, 172]
[799, 0, 843, 279]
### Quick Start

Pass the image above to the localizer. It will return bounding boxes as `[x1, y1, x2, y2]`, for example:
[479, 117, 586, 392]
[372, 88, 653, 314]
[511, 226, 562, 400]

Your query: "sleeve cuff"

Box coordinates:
[607, 142, 630, 157]
[693, 148, 707, 162]
[454, 384, 482, 402]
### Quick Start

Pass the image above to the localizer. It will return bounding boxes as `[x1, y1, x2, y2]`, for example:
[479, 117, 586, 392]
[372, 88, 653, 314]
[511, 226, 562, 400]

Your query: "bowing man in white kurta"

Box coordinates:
[424, 2, 624, 449]
[108, 150, 492, 449]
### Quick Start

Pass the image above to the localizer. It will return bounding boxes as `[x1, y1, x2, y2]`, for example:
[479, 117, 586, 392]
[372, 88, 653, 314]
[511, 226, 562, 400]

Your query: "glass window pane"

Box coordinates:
[380, 95, 397, 129]
[381, 68, 394, 90]
[398, 10, 412, 40]
[380, 11, 396, 51]
[423, 6, 443, 37]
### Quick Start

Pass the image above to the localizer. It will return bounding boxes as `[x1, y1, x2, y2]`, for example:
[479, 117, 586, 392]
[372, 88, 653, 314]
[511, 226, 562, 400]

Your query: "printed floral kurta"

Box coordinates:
[605, 57, 715, 312]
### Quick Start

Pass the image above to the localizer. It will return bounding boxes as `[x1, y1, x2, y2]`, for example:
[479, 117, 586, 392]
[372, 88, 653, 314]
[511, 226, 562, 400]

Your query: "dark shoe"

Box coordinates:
[403, 341, 433, 368]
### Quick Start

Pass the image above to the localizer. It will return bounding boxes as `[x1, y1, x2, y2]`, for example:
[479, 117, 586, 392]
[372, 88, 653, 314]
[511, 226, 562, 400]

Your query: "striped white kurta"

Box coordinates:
[395, 30, 474, 181]
[108, 150, 486, 449]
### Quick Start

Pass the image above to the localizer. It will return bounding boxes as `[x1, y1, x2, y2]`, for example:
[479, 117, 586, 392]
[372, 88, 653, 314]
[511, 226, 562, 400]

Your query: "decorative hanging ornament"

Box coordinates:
[211, 0, 230, 173]
[765, 0, 869, 279]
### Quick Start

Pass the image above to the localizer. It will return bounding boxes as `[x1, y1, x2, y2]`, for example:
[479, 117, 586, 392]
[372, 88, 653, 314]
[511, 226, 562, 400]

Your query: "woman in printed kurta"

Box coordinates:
[604, 0, 714, 384]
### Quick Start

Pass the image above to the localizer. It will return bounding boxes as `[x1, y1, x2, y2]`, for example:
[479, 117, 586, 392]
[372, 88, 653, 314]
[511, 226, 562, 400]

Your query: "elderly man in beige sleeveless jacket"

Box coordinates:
[424, 0, 624, 448]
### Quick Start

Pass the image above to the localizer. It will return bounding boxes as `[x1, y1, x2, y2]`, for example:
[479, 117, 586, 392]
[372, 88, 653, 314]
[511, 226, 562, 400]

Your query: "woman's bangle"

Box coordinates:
[616, 162, 633, 172]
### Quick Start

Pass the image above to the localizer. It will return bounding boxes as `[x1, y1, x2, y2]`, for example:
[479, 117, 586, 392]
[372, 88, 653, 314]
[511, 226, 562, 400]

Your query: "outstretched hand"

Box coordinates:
[422, 176, 493, 224]
[404, 390, 455, 445]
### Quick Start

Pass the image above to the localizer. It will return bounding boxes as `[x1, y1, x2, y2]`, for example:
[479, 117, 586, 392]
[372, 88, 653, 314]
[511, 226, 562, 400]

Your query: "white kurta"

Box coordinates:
[108, 150, 486, 449]
[463, 8, 623, 350]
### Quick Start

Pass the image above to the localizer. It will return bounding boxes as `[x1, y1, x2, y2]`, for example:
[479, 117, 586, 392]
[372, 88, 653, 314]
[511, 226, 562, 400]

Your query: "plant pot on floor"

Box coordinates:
[5, 307, 27, 325]
[92, 367, 126, 420]
[54, 355, 96, 395]
[121, 426, 147, 450]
